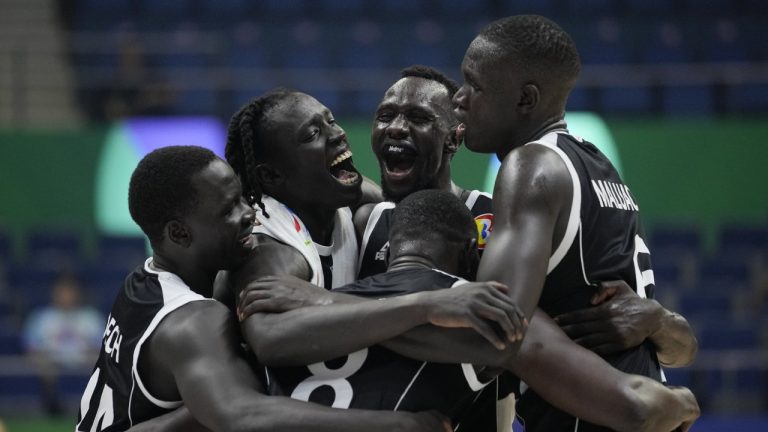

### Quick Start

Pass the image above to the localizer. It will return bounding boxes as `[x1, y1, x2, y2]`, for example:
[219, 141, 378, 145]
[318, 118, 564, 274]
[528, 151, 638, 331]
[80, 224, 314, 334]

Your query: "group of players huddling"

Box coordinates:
[76, 15, 701, 432]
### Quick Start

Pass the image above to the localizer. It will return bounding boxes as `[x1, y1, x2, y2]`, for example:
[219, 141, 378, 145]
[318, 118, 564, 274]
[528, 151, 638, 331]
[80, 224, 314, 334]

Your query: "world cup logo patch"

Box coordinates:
[474, 213, 494, 249]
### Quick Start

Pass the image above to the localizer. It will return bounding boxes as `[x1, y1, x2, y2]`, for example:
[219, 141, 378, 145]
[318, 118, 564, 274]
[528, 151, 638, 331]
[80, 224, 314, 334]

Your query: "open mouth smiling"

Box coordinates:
[382, 142, 418, 179]
[329, 149, 361, 186]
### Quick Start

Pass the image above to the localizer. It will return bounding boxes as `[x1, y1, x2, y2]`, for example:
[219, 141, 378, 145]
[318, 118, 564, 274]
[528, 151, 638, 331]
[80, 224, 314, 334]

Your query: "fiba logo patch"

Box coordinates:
[474, 213, 493, 249]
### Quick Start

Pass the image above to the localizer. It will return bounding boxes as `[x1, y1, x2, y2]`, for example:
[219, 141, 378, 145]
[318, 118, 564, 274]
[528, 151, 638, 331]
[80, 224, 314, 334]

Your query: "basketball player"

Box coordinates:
[344, 66, 695, 430]
[221, 89, 366, 294]
[77, 146, 451, 432]
[225, 70, 697, 430]
[238, 190, 522, 430]
[452, 15, 699, 430]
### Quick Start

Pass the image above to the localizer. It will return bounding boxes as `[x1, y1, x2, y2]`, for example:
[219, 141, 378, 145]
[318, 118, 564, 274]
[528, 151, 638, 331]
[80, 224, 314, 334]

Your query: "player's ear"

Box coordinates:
[445, 124, 462, 156]
[254, 163, 285, 189]
[166, 220, 192, 248]
[518, 83, 540, 115]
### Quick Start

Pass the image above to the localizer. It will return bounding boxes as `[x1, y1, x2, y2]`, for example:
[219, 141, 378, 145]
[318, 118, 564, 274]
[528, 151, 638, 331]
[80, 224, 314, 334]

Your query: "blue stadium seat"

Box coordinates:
[6, 265, 59, 310]
[652, 261, 683, 287]
[701, 19, 752, 62]
[173, 88, 220, 116]
[503, 0, 555, 16]
[260, 0, 308, 15]
[319, 0, 367, 16]
[140, 0, 193, 16]
[677, 290, 731, 318]
[566, 87, 591, 111]
[717, 225, 768, 257]
[663, 85, 714, 116]
[96, 235, 148, 270]
[384, 20, 451, 69]
[639, 23, 692, 64]
[663, 367, 692, 387]
[599, 86, 652, 113]
[58, 373, 93, 397]
[698, 325, 758, 350]
[338, 22, 388, 69]
[26, 230, 82, 269]
[650, 226, 702, 256]
[564, 0, 617, 16]
[0, 375, 40, 398]
[197, 0, 252, 18]
[0, 329, 22, 355]
[80, 266, 129, 310]
[682, 0, 734, 15]
[698, 260, 751, 288]
[430, 0, 491, 17]
[623, 0, 677, 15]
[727, 84, 768, 113]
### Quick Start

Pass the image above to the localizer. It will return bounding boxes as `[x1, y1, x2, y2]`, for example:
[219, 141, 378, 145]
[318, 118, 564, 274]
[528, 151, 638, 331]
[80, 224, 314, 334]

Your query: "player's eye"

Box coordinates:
[303, 128, 319, 142]
[408, 113, 431, 124]
[376, 112, 394, 122]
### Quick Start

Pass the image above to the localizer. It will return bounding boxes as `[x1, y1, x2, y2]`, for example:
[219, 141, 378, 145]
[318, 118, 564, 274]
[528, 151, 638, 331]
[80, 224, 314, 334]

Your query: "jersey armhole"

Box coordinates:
[130, 295, 211, 416]
[356, 202, 396, 274]
[526, 138, 582, 274]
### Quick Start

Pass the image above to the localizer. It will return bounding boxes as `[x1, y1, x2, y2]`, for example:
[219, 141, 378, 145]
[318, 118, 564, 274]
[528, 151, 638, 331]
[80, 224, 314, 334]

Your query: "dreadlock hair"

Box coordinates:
[400, 65, 460, 100]
[225, 88, 296, 218]
[128, 145, 217, 245]
[479, 15, 581, 88]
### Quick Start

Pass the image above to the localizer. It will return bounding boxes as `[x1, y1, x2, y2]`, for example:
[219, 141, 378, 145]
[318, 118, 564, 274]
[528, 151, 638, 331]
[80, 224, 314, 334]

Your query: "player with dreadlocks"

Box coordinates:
[221, 89, 368, 294]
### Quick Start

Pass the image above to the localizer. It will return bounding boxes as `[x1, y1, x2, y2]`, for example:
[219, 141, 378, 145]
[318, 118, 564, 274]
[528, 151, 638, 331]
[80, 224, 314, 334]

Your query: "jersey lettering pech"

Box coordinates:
[516, 128, 660, 432]
[76, 259, 210, 432]
[264, 267, 493, 430]
[356, 189, 493, 279]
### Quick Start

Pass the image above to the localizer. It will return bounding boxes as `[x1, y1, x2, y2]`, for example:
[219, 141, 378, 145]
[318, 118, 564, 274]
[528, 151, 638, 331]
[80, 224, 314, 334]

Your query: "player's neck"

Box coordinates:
[387, 255, 436, 272]
[150, 254, 216, 297]
[293, 206, 337, 246]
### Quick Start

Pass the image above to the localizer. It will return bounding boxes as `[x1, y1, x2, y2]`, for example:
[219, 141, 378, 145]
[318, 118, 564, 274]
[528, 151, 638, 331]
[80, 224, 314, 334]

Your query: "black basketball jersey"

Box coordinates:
[264, 267, 494, 430]
[356, 190, 494, 279]
[76, 258, 210, 432]
[515, 128, 660, 432]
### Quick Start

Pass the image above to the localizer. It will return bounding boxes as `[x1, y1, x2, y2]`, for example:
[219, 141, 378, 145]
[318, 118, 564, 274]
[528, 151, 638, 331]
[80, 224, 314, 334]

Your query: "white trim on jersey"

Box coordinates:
[527, 132, 582, 275]
[578, 222, 590, 285]
[129, 259, 210, 419]
[356, 201, 396, 274]
[464, 189, 492, 210]
[446, 275, 495, 392]
[256, 195, 358, 289]
[393, 361, 428, 411]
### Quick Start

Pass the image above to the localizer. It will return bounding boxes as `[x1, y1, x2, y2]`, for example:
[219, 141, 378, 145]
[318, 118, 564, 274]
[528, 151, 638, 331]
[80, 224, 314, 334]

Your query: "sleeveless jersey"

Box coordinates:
[264, 268, 493, 430]
[515, 127, 660, 432]
[356, 189, 494, 279]
[254, 195, 358, 289]
[76, 258, 210, 431]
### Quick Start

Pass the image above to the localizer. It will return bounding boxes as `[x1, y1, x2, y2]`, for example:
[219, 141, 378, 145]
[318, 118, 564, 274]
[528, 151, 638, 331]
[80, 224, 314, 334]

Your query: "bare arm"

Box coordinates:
[476, 145, 572, 319]
[381, 310, 698, 431]
[508, 311, 699, 432]
[555, 280, 698, 367]
[141, 301, 449, 432]
[238, 276, 524, 365]
[125, 407, 211, 432]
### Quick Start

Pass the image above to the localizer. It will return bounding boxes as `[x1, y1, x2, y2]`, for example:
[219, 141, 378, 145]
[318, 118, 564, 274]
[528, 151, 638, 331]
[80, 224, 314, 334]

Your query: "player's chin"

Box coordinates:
[332, 177, 364, 206]
[464, 135, 494, 154]
[381, 182, 413, 203]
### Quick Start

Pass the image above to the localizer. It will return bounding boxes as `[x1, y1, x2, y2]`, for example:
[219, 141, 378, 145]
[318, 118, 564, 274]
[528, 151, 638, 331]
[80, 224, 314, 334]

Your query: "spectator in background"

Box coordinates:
[22, 272, 103, 416]
[99, 36, 176, 120]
